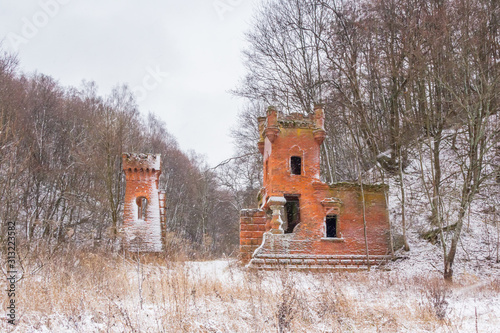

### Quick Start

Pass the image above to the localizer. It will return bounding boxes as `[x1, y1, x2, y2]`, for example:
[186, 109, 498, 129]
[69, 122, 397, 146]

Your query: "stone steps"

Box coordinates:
[247, 254, 392, 270]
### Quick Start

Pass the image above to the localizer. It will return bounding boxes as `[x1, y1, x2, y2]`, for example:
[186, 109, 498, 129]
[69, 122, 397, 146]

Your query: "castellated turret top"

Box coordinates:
[122, 153, 161, 171]
[257, 104, 326, 151]
[259, 105, 325, 134]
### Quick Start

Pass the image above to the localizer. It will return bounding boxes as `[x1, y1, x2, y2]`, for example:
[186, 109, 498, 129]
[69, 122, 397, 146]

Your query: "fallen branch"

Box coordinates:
[421, 224, 457, 244]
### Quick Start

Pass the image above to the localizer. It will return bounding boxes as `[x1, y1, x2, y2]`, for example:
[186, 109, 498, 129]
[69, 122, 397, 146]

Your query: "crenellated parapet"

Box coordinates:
[122, 153, 162, 184]
[257, 104, 326, 153]
[122, 153, 161, 172]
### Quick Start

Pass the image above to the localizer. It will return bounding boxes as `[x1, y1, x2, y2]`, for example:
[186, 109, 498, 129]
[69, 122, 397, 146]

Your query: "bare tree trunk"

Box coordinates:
[358, 161, 370, 270]
[496, 211, 499, 263]
[377, 164, 395, 257]
[431, 136, 442, 227]
[444, 189, 470, 280]
[399, 147, 410, 251]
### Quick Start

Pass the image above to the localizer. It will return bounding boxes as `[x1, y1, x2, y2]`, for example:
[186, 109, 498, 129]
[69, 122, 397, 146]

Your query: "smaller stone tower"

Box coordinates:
[122, 153, 165, 252]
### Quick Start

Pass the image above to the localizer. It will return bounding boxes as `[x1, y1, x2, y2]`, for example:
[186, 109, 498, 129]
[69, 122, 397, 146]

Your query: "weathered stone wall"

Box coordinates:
[320, 183, 391, 256]
[239, 209, 267, 262]
[122, 153, 163, 252]
[249, 183, 391, 267]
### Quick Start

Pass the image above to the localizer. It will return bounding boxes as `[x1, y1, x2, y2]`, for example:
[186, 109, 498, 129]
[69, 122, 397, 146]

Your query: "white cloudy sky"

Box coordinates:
[0, 0, 260, 166]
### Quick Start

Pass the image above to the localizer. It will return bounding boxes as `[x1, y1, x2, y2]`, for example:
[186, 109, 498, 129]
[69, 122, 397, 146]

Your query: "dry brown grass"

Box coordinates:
[1, 245, 499, 332]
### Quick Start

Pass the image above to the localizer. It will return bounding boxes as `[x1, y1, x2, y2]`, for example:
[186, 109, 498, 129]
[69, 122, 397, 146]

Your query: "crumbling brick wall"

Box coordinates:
[239, 209, 267, 261]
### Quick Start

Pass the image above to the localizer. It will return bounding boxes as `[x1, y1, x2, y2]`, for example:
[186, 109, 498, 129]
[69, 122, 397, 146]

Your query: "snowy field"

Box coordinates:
[1, 253, 499, 333]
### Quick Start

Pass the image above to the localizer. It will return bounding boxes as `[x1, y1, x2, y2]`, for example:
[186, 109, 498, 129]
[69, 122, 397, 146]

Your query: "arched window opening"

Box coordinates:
[136, 197, 147, 220]
[291, 156, 301, 175]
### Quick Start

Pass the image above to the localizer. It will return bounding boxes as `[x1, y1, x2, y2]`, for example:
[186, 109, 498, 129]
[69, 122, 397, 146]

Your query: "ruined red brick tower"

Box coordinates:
[240, 105, 392, 269]
[122, 153, 166, 252]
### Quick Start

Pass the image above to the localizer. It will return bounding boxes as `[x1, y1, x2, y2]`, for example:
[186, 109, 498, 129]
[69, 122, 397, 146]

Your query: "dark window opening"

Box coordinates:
[136, 197, 148, 220]
[291, 156, 301, 175]
[326, 215, 337, 238]
[284, 196, 300, 233]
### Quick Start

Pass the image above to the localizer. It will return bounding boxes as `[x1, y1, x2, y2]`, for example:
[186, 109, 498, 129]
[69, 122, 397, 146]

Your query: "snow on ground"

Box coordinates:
[1, 256, 499, 332]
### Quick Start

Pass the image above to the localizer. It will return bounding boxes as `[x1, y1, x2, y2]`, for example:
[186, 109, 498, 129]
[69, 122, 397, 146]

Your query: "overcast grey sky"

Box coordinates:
[0, 0, 260, 166]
